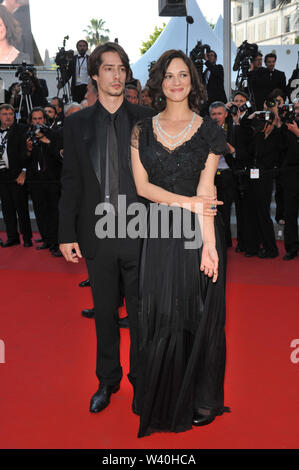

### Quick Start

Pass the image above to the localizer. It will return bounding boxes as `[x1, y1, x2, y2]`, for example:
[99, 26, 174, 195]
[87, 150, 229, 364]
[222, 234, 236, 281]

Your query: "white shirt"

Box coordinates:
[76, 55, 88, 86]
[0, 129, 9, 169]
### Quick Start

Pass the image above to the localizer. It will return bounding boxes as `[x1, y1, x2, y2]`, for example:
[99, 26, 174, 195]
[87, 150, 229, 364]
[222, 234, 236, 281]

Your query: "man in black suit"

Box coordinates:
[248, 53, 287, 110]
[209, 101, 235, 248]
[203, 50, 227, 105]
[0, 103, 32, 247]
[59, 42, 155, 414]
[25, 107, 62, 256]
[61, 40, 89, 104]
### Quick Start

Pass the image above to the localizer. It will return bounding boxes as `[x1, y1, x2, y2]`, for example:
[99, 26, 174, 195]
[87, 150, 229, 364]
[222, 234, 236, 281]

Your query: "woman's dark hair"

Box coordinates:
[268, 88, 286, 103]
[88, 42, 130, 79]
[0, 5, 22, 46]
[146, 49, 206, 113]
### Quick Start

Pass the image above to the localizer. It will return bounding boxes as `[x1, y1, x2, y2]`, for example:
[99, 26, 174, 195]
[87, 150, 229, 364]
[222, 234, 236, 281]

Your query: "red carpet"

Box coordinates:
[1, 234, 299, 449]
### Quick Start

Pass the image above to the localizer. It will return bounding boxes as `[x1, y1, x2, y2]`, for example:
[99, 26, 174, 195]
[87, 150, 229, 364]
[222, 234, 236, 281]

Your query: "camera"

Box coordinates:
[251, 111, 275, 131]
[278, 104, 297, 124]
[15, 62, 34, 94]
[190, 41, 211, 77]
[233, 40, 258, 72]
[55, 47, 74, 69]
[229, 104, 239, 115]
[239, 100, 252, 113]
[26, 124, 51, 146]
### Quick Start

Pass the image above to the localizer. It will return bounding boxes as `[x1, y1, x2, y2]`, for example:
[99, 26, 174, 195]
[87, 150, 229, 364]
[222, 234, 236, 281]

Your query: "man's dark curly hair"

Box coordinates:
[0, 5, 22, 47]
[147, 49, 206, 113]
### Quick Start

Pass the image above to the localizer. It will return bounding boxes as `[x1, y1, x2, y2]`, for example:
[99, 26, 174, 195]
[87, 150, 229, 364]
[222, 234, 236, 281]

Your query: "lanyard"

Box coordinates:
[77, 56, 86, 75]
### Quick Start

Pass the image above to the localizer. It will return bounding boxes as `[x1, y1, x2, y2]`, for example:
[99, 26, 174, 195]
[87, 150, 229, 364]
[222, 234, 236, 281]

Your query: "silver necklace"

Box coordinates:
[154, 112, 196, 148]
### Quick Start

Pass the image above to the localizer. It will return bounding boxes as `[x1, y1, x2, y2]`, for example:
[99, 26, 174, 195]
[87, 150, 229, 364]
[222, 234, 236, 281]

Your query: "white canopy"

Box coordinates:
[131, 0, 223, 86]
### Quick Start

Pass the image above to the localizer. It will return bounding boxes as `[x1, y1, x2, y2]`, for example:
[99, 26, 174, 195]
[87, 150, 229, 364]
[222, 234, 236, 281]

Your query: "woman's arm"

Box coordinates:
[131, 145, 221, 216]
[196, 152, 220, 245]
[197, 153, 221, 283]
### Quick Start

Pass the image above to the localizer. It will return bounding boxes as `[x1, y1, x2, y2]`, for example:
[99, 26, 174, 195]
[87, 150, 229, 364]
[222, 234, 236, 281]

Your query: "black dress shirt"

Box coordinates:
[94, 99, 137, 207]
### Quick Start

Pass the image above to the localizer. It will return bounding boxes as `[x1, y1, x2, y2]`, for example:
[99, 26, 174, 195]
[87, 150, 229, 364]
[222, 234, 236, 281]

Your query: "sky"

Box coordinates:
[29, 0, 223, 64]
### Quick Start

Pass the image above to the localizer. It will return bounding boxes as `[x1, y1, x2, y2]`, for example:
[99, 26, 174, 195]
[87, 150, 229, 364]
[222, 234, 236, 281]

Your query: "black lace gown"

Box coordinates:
[132, 116, 229, 438]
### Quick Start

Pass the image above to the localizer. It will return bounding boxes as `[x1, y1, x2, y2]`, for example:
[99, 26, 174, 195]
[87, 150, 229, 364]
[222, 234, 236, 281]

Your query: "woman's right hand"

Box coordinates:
[190, 195, 223, 216]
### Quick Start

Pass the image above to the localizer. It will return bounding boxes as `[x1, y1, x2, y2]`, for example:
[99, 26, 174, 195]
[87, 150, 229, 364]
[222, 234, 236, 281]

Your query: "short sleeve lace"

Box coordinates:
[200, 116, 228, 155]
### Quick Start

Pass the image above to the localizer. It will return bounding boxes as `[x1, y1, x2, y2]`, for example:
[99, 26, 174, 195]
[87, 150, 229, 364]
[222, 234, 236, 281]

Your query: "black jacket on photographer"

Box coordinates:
[228, 114, 254, 170]
[248, 67, 287, 110]
[203, 61, 227, 105]
[280, 122, 299, 189]
[25, 128, 62, 181]
[25, 126, 62, 250]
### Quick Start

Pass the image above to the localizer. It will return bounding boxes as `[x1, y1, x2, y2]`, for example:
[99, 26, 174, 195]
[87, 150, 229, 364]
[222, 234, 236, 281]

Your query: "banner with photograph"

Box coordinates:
[0, 0, 34, 64]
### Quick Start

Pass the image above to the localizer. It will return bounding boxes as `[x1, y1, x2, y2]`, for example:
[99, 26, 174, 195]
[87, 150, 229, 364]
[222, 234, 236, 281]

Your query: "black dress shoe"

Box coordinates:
[283, 252, 298, 261]
[258, 248, 278, 259]
[2, 239, 20, 247]
[244, 251, 258, 257]
[118, 316, 129, 328]
[35, 238, 43, 243]
[36, 242, 50, 250]
[79, 279, 90, 287]
[89, 383, 120, 413]
[235, 246, 244, 253]
[192, 412, 215, 427]
[81, 308, 95, 318]
[23, 240, 33, 247]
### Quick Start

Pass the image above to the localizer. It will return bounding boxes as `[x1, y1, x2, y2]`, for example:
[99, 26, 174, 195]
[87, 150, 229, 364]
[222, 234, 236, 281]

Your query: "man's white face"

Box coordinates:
[0, 108, 14, 128]
[265, 57, 276, 71]
[210, 107, 227, 127]
[92, 51, 127, 98]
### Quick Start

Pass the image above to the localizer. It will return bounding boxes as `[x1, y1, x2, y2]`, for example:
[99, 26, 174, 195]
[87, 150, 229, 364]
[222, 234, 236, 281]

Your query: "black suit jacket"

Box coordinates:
[0, 123, 27, 181]
[203, 62, 227, 105]
[248, 67, 287, 110]
[58, 99, 155, 258]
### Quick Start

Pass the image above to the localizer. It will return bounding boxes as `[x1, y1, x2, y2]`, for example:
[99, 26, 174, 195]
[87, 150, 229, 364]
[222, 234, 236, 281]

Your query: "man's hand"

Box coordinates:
[26, 138, 33, 152]
[286, 121, 299, 138]
[16, 170, 26, 185]
[59, 242, 82, 263]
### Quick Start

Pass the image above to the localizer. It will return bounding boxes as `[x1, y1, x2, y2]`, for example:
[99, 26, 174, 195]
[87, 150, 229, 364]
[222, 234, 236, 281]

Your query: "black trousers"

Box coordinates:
[274, 174, 285, 222]
[214, 169, 237, 247]
[0, 179, 32, 242]
[72, 84, 87, 104]
[243, 174, 278, 254]
[28, 180, 60, 246]
[283, 183, 299, 254]
[86, 236, 141, 387]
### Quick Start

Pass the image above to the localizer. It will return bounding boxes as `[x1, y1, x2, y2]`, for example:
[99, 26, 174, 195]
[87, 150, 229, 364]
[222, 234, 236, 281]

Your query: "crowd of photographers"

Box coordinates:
[0, 40, 298, 261]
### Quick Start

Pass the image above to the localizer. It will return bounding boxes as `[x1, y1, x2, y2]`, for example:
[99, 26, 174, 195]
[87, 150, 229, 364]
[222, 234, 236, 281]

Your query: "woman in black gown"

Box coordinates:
[130, 50, 229, 438]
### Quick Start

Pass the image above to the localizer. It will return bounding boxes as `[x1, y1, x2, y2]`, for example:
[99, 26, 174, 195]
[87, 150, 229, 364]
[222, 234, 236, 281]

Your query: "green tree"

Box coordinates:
[140, 23, 166, 55]
[84, 19, 110, 50]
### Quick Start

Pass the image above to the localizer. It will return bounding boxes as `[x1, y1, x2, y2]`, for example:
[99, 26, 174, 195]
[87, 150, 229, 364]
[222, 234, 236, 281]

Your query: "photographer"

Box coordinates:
[59, 39, 89, 104]
[203, 50, 227, 105]
[243, 104, 284, 258]
[280, 100, 299, 260]
[25, 107, 62, 257]
[248, 53, 286, 111]
[266, 89, 287, 225]
[0, 104, 32, 247]
[225, 91, 255, 252]
[209, 101, 236, 248]
[14, 64, 48, 121]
